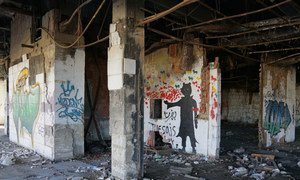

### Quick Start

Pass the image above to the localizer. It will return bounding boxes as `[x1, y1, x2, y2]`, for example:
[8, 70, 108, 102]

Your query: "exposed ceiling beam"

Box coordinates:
[267, 52, 300, 65]
[140, 8, 185, 26]
[0, 27, 9, 31]
[0, 4, 32, 16]
[249, 47, 300, 54]
[147, 27, 260, 62]
[206, 20, 300, 39]
[173, 0, 292, 31]
[139, 0, 198, 25]
[227, 35, 300, 48]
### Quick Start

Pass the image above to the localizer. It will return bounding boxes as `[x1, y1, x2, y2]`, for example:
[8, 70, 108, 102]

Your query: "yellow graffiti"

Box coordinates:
[186, 70, 192, 74]
[16, 68, 29, 90]
[212, 85, 217, 94]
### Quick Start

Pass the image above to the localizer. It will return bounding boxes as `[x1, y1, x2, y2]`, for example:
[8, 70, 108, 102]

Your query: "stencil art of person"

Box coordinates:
[164, 83, 198, 153]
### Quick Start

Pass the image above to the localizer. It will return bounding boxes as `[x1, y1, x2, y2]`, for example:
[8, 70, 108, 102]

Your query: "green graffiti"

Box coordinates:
[12, 67, 40, 139]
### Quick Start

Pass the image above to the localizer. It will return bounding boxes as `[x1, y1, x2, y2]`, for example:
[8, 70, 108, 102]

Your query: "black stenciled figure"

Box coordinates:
[164, 83, 198, 153]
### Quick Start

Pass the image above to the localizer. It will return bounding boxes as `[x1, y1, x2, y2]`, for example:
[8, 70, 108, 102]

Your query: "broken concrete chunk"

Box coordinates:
[233, 167, 248, 177]
[0, 154, 15, 166]
[250, 171, 265, 180]
[234, 147, 245, 154]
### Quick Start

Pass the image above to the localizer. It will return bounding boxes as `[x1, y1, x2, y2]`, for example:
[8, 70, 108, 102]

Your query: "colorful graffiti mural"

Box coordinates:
[165, 83, 198, 152]
[264, 100, 292, 137]
[56, 80, 84, 122]
[12, 67, 41, 141]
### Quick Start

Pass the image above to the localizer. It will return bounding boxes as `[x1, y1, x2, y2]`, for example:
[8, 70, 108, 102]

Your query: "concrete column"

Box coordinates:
[208, 61, 221, 158]
[260, 64, 296, 147]
[108, 0, 144, 179]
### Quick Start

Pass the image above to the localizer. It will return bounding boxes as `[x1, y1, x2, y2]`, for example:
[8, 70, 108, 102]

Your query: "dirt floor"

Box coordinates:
[0, 122, 300, 180]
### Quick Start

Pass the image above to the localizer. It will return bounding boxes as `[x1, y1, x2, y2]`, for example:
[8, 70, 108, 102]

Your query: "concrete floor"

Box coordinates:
[1, 123, 300, 180]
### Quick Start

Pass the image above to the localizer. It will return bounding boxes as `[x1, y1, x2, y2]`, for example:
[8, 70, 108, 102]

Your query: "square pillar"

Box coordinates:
[108, 0, 144, 179]
[208, 61, 221, 158]
[260, 64, 296, 147]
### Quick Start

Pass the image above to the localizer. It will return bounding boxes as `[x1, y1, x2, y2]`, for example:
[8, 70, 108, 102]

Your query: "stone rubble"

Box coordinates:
[227, 147, 295, 179]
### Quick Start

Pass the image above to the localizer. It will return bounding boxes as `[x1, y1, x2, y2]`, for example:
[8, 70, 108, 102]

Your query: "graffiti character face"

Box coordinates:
[16, 68, 29, 90]
[181, 83, 192, 96]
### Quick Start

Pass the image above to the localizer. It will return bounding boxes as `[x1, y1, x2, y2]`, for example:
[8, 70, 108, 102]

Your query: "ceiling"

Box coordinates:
[0, 0, 300, 67]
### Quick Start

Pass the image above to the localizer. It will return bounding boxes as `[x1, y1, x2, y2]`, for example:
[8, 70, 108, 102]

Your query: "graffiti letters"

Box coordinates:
[264, 100, 292, 137]
[56, 81, 83, 122]
[163, 110, 177, 122]
[148, 122, 177, 139]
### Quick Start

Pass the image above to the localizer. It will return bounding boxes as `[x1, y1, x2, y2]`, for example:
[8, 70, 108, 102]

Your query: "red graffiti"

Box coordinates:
[146, 86, 182, 102]
[210, 108, 215, 119]
[192, 107, 199, 112]
[210, 97, 218, 120]
[211, 75, 217, 82]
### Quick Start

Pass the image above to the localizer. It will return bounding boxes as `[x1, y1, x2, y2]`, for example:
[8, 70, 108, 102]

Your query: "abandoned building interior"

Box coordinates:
[0, 0, 300, 179]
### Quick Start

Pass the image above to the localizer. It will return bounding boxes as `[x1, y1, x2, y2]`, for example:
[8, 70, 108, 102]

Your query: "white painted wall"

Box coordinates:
[9, 50, 55, 159]
[54, 47, 85, 159]
[144, 44, 221, 157]
[8, 10, 85, 160]
[222, 89, 259, 124]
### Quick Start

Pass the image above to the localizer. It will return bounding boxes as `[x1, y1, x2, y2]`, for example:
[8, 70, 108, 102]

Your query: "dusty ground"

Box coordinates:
[0, 122, 300, 180]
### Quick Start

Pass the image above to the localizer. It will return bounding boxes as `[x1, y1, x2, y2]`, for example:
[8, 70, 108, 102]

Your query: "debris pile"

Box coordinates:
[228, 148, 293, 179]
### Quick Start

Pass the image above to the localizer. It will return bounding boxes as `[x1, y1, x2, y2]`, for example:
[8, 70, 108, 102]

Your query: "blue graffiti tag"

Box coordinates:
[264, 100, 292, 137]
[56, 81, 83, 122]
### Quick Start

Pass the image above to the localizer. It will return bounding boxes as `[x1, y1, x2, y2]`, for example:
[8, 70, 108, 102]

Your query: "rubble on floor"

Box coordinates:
[0, 133, 113, 180]
[227, 147, 295, 179]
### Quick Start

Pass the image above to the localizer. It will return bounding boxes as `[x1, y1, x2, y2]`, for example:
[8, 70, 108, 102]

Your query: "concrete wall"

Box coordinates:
[54, 47, 85, 159]
[262, 65, 296, 147]
[9, 50, 55, 159]
[9, 10, 85, 160]
[144, 43, 221, 157]
[0, 79, 6, 125]
[295, 85, 300, 126]
[222, 88, 259, 124]
[10, 14, 32, 63]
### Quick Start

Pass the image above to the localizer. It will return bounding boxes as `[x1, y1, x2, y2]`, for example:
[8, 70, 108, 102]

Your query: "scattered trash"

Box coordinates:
[0, 154, 15, 166]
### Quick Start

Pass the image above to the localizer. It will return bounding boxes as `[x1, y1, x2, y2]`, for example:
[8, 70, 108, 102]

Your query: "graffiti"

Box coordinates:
[210, 74, 218, 120]
[56, 81, 83, 122]
[38, 124, 45, 136]
[148, 122, 177, 137]
[145, 85, 182, 102]
[163, 109, 177, 122]
[264, 100, 292, 137]
[164, 83, 198, 152]
[199, 66, 209, 117]
[12, 67, 40, 141]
